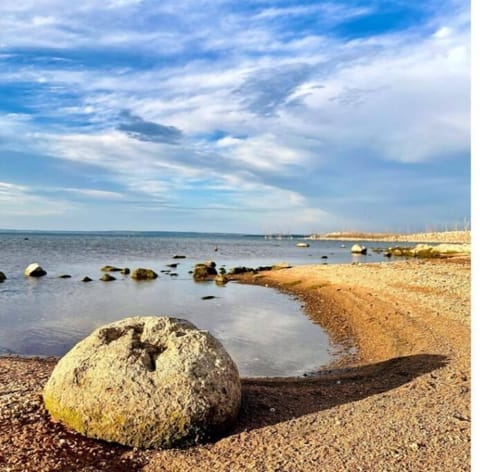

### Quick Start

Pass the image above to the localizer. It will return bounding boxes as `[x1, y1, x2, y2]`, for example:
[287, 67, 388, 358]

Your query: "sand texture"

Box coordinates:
[0, 257, 470, 471]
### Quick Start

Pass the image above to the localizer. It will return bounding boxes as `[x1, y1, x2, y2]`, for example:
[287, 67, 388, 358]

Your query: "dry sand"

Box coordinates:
[0, 257, 471, 471]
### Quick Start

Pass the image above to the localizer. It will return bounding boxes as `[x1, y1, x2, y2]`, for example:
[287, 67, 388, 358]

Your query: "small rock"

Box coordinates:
[215, 275, 228, 285]
[202, 295, 216, 300]
[166, 263, 178, 268]
[24, 263, 47, 277]
[82, 276, 93, 282]
[101, 265, 122, 272]
[193, 262, 217, 281]
[0, 271, 7, 282]
[100, 274, 116, 282]
[351, 244, 367, 254]
[131, 268, 158, 280]
[120, 268, 130, 275]
[172, 255, 186, 259]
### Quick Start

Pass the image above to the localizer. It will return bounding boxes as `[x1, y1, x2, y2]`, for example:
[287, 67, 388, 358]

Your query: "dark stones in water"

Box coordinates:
[166, 263, 178, 268]
[169, 273, 178, 277]
[173, 255, 186, 259]
[228, 266, 254, 275]
[82, 276, 93, 282]
[58, 274, 72, 279]
[0, 271, 6, 282]
[321, 256, 328, 259]
[120, 268, 130, 275]
[201, 296, 216, 300]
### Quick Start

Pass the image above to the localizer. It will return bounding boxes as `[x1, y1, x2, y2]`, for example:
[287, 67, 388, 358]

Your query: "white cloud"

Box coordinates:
[0, 182, 73, 217]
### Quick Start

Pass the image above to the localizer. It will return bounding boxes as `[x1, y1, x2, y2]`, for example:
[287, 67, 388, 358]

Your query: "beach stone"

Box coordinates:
[58, 274, 72, 279]
[120, 268, 130, 275]
[101, 265, 122, 272]
[24, 263, 47, 277]
[351, 244, 367, 254]
[173, 255, 186, 259]
[100, 274, 116, 282]
[43, 316, 241, 449]
[193, 262, 217, 281]
[0, 271, 6, 282]
[82, 276, 93, 282]
[215, 274, 228, 285]
[131, 268, 158, 280]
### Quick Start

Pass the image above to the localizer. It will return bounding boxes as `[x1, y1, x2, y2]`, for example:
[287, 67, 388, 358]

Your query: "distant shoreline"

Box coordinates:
[307, 230, 470, 244]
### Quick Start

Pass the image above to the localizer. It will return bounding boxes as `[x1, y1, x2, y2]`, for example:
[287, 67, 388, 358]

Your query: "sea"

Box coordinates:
[0, 231, 395, 377]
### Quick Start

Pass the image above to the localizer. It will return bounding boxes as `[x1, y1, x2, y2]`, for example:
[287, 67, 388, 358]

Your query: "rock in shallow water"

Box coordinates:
[43, 316, 241, 449]
[24, 263, 47, 277]
[131, 268, 158, 280]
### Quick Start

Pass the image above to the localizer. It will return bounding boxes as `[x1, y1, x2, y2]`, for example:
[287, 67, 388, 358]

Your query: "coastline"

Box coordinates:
[0, 256, 471, 471]
[307, 230, 471, 244]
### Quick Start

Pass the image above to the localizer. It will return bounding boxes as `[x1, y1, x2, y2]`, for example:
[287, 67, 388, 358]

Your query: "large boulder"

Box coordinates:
[131, 268, 158, 280]
[24, 263, 47, 277]
[43, 317, 241, 449]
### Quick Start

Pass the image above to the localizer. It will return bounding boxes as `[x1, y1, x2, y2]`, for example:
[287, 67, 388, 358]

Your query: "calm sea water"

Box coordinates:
[0, 231, 393, 376]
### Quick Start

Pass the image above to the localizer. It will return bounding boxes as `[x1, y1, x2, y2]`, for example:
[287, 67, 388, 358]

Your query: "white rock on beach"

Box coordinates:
[24, 263, 47, 277]
[43, 316, 241, 449]
[350, 244, 367, 254]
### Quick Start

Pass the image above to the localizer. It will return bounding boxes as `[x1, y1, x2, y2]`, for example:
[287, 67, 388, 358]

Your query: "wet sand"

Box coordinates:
[0, 257, 470, 471]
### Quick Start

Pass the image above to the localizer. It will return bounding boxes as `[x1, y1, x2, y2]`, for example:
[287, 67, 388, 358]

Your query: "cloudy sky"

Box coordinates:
[0, 0, 470, 233]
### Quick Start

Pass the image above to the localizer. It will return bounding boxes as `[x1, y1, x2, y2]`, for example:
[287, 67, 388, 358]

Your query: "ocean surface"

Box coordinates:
[0, 231, 394, 377]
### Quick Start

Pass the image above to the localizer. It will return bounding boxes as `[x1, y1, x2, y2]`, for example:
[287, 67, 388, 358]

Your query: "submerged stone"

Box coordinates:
[43, 316, 241, 449]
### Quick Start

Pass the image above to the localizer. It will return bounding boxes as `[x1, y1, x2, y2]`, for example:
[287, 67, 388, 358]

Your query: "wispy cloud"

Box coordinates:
[0, 0, 470, 231]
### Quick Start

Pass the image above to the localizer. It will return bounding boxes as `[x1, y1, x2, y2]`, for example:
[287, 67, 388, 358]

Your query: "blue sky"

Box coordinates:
[0, 0, 470, 233]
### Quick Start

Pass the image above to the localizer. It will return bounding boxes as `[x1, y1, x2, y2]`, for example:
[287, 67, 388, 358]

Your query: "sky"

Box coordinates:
[0, 0, 470, 234]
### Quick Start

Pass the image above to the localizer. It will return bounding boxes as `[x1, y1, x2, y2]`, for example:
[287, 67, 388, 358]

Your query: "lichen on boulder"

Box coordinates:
[43, 316, 241, 449]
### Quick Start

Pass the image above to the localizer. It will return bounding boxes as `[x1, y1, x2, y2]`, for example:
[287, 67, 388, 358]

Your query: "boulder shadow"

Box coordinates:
[230, 354, 448, 434]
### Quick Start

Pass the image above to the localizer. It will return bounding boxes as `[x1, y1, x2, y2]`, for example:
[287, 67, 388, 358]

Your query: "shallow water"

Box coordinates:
[0, 232, 394, 376]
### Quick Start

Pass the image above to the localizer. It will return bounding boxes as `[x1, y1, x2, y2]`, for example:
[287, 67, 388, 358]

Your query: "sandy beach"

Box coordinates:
[0, 256, 470, 471]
